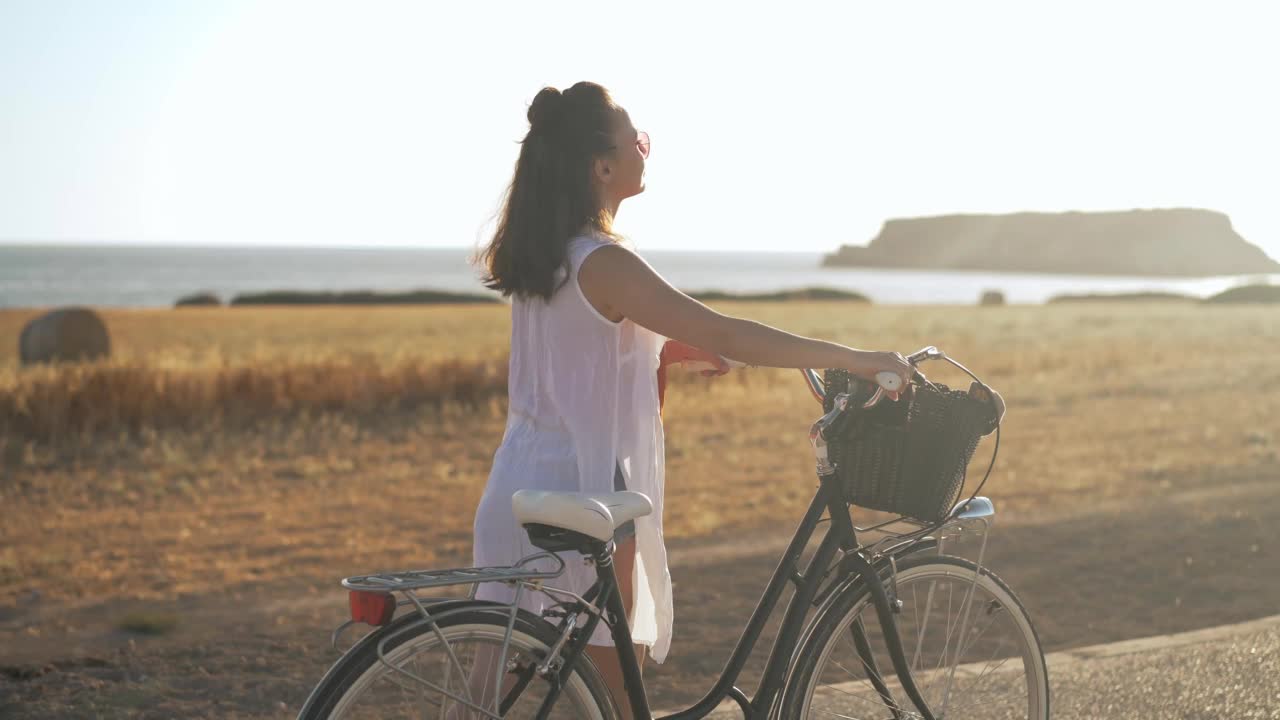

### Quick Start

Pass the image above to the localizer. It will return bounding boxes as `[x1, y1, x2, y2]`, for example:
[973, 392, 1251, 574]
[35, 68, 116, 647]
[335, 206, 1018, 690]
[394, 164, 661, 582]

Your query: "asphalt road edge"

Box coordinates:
[1046, 612, 1280, 667]
[674, 612, 1280, 718]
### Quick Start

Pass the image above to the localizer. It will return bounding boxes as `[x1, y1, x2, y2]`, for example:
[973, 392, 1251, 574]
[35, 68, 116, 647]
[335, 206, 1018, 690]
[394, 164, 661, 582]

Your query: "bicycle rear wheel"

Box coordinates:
[298, 603, 617, 719]
[782, 554, 1049, 719]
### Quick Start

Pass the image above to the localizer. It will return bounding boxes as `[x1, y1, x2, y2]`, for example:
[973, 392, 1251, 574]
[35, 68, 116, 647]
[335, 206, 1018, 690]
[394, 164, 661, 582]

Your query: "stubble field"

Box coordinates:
[1, 301, 1276, 717]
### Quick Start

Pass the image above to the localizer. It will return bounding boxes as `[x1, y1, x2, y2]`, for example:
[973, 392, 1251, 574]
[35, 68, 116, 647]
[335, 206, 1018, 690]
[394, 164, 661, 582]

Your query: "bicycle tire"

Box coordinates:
[780, 554, 1049, 720]
[297, 602, 619, 719]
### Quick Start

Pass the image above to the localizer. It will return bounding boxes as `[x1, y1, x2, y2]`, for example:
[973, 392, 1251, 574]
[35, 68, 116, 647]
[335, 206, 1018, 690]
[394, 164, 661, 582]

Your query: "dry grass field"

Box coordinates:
[1, 300, 1277, 716]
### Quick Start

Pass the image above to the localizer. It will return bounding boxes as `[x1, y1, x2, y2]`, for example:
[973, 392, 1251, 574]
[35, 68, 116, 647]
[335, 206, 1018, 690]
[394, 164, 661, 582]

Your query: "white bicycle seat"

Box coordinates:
[512, 490, 653, 542]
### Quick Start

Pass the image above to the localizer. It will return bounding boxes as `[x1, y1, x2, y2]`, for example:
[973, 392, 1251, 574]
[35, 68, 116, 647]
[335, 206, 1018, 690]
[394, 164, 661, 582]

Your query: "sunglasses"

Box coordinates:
[609, 131, 650, 159]
[635, 131, 650, 159]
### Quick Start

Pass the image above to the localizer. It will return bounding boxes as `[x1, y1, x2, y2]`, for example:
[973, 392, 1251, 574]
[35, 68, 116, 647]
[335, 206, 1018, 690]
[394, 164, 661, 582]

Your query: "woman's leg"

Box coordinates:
[454, 539, 642, 720]
[585, 536, 645, 720]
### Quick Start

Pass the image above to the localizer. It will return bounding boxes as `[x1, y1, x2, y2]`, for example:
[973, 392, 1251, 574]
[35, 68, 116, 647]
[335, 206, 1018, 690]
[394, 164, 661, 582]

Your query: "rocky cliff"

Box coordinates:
[823, 209, 1279, 276]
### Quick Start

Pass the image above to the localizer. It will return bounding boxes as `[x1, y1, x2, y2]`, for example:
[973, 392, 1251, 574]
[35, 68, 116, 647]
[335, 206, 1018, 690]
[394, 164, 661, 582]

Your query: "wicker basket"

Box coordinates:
[823, 369, 998, 523]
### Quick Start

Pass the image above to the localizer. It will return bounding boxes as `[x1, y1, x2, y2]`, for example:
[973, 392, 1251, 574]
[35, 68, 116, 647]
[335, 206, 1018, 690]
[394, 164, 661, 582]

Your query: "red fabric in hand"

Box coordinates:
[656, 340, 730, 413]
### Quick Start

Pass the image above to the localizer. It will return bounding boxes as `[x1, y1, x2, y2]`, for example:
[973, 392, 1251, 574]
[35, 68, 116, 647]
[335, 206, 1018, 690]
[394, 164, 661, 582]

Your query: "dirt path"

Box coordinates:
[3, 471, 1277, 717]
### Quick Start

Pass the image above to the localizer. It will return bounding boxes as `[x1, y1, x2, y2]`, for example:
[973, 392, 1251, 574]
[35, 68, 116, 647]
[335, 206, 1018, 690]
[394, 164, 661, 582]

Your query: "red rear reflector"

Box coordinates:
[349, 590, 396, 626]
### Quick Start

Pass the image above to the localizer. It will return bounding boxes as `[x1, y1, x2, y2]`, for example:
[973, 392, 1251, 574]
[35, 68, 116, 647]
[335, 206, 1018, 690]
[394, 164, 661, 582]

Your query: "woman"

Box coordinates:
[471, 81, 997, 716]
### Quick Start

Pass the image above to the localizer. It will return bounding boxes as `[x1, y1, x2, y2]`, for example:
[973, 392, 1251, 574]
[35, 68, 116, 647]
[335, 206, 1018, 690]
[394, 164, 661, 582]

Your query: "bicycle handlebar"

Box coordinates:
[801, 345, 947, 405]
[681, 345, 952, 407]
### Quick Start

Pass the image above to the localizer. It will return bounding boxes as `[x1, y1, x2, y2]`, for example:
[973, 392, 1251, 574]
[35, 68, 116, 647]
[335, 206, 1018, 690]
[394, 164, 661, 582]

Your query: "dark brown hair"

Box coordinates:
[476, 82, 623, 300]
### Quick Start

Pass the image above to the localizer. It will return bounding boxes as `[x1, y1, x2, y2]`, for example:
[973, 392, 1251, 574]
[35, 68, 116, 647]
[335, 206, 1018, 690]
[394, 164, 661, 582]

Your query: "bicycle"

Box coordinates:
[296, 346, 1049, 719]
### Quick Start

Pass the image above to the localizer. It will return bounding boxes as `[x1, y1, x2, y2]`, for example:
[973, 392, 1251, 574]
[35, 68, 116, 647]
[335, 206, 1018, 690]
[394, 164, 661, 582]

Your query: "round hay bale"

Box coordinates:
[19, 307, 111, 366]
[979, 290, 1006, 306]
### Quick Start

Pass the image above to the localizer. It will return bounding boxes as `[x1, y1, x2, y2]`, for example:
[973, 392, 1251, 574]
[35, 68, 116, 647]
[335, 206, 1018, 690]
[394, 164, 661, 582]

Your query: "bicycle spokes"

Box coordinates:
[806, 561, 1044, 719]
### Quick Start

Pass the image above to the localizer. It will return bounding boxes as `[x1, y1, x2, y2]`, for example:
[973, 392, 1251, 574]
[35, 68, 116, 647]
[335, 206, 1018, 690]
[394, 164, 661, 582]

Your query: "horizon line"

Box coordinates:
[0, 239, 833, 254]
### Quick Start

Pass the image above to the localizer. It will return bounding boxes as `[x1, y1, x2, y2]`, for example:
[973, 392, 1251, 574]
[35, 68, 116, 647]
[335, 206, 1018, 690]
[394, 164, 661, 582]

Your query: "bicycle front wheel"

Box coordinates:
[782, 554, 1049, 719]
[298, 603, 618, 719]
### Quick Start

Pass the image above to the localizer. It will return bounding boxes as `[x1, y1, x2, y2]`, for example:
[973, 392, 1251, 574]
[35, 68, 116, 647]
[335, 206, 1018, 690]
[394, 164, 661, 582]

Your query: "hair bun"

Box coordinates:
[527, 86, 567, 135]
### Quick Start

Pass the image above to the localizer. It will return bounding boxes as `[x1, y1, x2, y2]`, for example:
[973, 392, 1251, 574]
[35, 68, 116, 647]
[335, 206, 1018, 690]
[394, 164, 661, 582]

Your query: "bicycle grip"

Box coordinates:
[875, 371, 904, 392]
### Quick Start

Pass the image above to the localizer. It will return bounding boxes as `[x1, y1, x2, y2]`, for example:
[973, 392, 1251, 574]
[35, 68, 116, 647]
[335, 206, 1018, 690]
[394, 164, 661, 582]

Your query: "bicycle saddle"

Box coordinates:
[512, 490, 653, 542]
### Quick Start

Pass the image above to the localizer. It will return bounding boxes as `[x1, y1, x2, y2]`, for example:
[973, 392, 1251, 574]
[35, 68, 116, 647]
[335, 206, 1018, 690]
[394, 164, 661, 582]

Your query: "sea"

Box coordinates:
[1, 244, 1274, 309]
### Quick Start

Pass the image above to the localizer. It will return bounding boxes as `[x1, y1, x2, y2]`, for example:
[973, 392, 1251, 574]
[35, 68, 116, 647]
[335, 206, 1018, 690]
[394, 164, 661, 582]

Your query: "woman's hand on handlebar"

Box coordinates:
[845, 350, 915, 399]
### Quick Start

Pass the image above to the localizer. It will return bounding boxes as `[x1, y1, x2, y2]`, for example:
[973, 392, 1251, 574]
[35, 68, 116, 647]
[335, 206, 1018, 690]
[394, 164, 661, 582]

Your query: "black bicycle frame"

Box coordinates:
[530, 470, 937, 720]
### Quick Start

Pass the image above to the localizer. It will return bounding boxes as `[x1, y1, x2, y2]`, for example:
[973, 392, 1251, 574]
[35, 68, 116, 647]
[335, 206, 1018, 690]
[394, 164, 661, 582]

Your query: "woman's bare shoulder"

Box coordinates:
[578, 243, 732, 346]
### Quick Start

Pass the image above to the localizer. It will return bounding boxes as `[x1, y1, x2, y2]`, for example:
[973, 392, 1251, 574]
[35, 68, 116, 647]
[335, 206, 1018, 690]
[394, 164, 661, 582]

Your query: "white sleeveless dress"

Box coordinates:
[472, 233, 674, 663]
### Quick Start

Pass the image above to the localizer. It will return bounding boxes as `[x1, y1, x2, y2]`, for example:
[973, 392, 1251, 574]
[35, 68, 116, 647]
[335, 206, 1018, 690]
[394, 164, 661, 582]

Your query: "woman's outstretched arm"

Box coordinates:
[578, 244, 913, 383]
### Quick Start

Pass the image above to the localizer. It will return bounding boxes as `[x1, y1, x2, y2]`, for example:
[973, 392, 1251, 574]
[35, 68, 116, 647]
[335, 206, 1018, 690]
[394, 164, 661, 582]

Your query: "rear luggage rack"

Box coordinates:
[342, 552, 566, 593]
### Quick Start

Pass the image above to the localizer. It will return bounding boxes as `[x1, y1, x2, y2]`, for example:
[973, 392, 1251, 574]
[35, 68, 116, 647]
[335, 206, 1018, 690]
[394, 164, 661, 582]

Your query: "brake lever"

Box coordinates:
[907, 345, 945, 364]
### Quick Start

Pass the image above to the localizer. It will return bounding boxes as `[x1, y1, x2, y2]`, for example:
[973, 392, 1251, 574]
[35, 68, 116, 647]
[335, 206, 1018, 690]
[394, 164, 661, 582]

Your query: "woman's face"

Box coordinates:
[596, 109, 646, 206]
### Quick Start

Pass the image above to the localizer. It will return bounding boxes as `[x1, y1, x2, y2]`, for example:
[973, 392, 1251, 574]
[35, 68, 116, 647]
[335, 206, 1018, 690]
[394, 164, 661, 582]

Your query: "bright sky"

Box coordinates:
[3, 1, 1277, 257]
